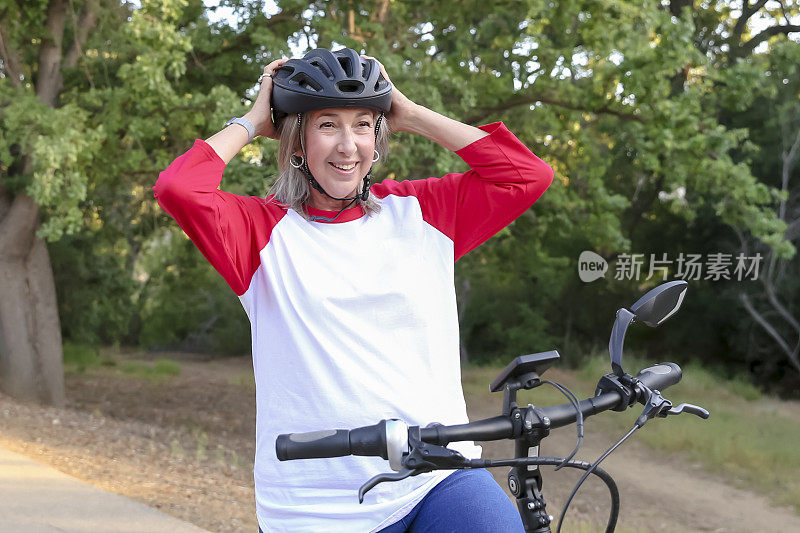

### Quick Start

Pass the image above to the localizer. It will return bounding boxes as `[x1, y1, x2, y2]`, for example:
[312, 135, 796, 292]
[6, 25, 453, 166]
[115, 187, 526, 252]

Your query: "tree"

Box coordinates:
[0, 0, 112, 405]
[663, 1, 800, 384]
[5, 0, 798, 402]
[732, 39, 800, 382]
[0, 0, 305, 403]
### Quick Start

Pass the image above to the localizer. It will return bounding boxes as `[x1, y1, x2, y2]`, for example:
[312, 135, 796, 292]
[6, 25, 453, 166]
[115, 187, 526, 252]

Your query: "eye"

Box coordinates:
[319, 121, 335, 129]
[357, 120, 372, 128]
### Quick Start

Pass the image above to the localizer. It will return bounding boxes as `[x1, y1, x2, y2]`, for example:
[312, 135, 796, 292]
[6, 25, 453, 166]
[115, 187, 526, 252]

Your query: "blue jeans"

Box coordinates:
[376, 469, 523, 532]
[257, 469, 524, 532]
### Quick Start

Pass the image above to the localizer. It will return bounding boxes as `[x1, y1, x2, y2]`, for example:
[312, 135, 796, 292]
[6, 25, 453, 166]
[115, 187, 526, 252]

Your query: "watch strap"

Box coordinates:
[224, 116, 255, 144]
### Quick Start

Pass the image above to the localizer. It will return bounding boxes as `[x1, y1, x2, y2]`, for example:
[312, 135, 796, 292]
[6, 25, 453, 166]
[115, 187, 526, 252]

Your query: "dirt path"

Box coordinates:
[469, 398, 800, 532]
[1, 354, 798, 532]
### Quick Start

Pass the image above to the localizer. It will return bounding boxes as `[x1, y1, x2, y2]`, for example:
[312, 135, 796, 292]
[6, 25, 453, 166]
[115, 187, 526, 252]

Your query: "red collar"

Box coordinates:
[306, 204, 366, 223]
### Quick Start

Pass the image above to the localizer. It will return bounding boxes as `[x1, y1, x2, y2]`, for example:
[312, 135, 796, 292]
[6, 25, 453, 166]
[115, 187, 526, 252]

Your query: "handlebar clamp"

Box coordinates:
[595, 373, 637, 412]
[521, 406, 551, 441]
[403, 426, 471, 472]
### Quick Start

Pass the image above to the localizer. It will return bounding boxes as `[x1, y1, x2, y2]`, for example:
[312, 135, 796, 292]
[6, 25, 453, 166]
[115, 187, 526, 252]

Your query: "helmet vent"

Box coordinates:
[308, 58, 332, 79]
[360, 60, 372, 79]
[293, 72, 322, 92]
[337, 80, 364, 93]
[337, 56, 353, 76]
[276, 65, 294, 78]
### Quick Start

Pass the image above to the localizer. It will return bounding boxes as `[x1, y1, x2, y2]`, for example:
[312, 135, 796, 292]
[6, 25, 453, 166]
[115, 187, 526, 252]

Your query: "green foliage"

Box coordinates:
[137, 231, 250, 356]
[50, 232, 139, 346]
[0, 83, 105, 240]
[5, 0, 798, 388]
[458, 216, 569, 364]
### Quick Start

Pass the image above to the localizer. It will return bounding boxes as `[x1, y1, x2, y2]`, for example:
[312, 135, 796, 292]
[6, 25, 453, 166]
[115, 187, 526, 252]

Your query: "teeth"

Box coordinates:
[331, 163, 356, 170]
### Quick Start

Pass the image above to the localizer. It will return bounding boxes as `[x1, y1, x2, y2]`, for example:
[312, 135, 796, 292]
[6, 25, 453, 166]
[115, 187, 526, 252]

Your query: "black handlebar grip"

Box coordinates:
[350, 421, 388, 460]
[276, 421, 388, 461]
[276, 429, 351, 461]
[635, 362, 682, 391]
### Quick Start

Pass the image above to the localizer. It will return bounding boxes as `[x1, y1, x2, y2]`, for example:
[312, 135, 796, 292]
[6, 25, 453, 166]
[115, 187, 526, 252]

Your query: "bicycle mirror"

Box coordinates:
[629, 280, 688, 327]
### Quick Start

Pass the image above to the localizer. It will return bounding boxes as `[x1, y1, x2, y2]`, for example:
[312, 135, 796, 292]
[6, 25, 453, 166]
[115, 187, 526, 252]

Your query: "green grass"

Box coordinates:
[118, 358, 181, 381]
[63, 343, 116, 373]
[64, 344, 180, 382]
[227, 371, 255, 389]
[465, 354, 800, 515]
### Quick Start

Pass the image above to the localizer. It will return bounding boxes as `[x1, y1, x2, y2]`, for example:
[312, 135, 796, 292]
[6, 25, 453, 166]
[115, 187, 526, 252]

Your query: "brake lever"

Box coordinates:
[357, 425, 473, 503]
[634, 384, 672, 428]
[358, 468, 418, 503]
[635, 383, 710, 427]
[663, 402, 710, 419]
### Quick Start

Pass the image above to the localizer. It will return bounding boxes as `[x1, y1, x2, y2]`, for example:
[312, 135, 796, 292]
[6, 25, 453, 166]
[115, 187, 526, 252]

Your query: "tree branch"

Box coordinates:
[740, 292, 800, 374]
[37, 0, 67, 107]
[779, 118, 800, 221]
[371, 0, 391, 24]
[785, 218, 800, 242]
[777, 0, 792, 25]
[194, 10, 297, 65]
[63, 0, 98, 70]
[731, 0, 769, 49]
[763, 278, 800, 336]
[738, 23, 800, 56]
[464, 93, 642, 125]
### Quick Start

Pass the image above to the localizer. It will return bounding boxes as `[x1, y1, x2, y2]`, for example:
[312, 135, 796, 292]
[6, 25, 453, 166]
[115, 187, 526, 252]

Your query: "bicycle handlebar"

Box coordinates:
[276, 421, 390, 461]
[634, 362, 682, 391]
[276, 363, 683, 462]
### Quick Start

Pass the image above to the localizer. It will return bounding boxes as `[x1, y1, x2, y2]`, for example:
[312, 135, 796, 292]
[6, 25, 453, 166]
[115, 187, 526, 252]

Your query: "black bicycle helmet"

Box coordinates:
[272, 48, 392, 120]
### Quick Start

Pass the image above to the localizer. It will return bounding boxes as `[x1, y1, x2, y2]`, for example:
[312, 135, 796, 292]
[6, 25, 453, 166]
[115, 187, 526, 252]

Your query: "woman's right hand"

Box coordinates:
[245, 58, 289, 140]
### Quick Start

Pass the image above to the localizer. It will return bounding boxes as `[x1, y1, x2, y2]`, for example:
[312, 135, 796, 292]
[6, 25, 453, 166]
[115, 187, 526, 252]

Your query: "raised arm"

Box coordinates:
[365, 57, 553, 261]
[153, 58, 290, 296]
[364, 55, 487, 151]
[205, 58, 289, 164]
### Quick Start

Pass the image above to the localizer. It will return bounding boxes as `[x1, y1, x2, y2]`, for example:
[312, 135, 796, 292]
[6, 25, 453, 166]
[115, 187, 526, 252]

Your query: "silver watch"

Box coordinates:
[224, 116, 255, 144]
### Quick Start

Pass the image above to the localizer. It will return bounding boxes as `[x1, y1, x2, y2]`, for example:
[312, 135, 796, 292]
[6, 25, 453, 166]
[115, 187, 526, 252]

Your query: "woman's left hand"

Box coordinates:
[363, 54, 486, 150]
[362, 55, 418, 133]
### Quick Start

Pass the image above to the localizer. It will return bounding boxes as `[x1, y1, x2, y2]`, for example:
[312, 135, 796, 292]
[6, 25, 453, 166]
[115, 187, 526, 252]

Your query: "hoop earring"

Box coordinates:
[290, 155, 304, 169]
[372, 149, 380, 163]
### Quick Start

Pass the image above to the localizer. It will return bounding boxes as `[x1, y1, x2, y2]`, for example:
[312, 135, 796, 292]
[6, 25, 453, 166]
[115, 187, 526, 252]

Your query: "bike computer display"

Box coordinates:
[489, 350, 560, 392]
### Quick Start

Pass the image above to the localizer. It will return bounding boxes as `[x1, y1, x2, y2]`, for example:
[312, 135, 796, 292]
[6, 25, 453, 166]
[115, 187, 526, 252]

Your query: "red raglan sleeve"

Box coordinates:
[406, 122, 554, 261]
[152, 139, 283, 296]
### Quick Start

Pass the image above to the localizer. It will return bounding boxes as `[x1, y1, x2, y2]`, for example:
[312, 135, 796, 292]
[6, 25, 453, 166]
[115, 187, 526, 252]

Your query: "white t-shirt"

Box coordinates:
[154, 122, 553, 532]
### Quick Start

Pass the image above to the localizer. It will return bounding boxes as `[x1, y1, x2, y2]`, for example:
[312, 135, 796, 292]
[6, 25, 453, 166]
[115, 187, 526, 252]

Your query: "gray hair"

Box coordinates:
[269, 112, 390, 219]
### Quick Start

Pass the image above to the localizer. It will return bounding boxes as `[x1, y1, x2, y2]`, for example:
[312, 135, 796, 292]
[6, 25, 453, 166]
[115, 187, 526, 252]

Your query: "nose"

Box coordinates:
[337, 127, 357, 155]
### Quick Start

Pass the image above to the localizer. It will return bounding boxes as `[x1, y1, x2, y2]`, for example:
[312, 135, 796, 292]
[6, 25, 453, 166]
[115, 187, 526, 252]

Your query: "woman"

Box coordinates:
[154, 48, 553, 533]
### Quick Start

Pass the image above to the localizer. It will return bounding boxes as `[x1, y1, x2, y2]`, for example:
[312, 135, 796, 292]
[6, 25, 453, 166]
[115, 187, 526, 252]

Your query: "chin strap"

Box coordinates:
[296, 112, 383, 208]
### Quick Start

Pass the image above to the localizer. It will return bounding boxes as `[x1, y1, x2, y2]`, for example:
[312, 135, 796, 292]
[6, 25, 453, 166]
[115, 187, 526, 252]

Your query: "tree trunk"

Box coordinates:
[0, 166, 65, 406]
[0, 0, 77, 405]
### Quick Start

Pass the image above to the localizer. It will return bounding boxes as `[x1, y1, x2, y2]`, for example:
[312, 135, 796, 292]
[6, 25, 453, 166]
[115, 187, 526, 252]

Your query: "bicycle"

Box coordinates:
[276, 280, 710, 532]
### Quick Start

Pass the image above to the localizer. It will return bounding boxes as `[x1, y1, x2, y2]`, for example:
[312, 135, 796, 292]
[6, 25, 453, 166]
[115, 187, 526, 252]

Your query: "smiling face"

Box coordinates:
[301, 108, 376, 210]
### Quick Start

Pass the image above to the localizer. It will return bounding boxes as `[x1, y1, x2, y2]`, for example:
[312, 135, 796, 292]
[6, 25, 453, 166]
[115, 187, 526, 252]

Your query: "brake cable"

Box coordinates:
[479, 456, 620, 533]
[555, 380, 709, 532]
[540, 380, 584, 470]
[555, 425, 639, 533]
